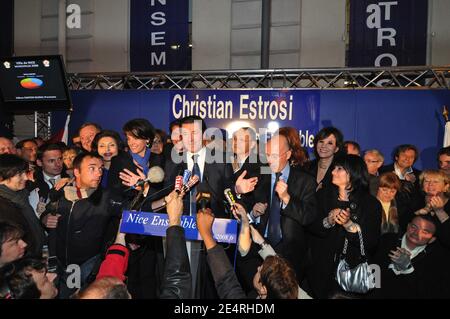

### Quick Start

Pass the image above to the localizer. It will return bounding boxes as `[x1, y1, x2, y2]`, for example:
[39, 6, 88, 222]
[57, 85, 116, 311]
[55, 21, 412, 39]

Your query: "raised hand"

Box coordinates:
[235, 170, 258, 194]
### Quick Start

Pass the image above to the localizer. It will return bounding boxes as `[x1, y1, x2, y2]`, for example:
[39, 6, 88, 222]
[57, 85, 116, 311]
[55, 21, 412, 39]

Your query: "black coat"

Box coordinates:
[108, 151, 164, 200]
[159, 226, 192, 299]
[163, 149, 234, 218]
[379, 163, 423, 231]
[369, 233, 450, 299]
[307, 187, 381, 299]
[253, 165, 318, 281]
[0, 185, 46, 257]
[305, 159, 334, 191]
[46, 188, 121, 266]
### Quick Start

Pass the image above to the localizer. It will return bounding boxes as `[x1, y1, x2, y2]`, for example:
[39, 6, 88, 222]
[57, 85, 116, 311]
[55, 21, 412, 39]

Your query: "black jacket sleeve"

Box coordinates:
[206, 244, 247, 299]
[160, 226, 192, 299]
[282, 171, 318, 226]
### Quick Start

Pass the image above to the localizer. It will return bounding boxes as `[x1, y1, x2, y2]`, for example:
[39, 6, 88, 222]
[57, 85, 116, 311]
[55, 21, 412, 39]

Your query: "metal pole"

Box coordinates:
[34, 111, 38, 138]
[261, 0, 271, 69]
[47, 112, 51, 140]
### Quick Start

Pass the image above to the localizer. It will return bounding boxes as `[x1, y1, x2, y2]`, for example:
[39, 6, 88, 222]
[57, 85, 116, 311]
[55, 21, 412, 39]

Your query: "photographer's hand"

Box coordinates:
[196, 208, 216, 250]
[166, 190, 183, 226]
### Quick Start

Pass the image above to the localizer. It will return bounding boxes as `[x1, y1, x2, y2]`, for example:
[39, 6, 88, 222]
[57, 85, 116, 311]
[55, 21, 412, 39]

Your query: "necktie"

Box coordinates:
[267, 172, 282, 246]
[190, 155, 201, 216]
[49, 178, 56, 187]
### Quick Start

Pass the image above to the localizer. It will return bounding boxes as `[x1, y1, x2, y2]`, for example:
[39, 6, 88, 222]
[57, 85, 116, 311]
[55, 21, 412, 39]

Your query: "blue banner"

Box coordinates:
[130, 0, 190, 71]
[348, 0, 428, 67]
[120, 210, 239, 244]
[169, 90, 320, 151]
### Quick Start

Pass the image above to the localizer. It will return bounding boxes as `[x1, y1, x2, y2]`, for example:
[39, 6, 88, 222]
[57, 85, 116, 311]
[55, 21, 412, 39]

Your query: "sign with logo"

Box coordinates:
[130, 0, 190, 71]
[348, 0, 428, 67]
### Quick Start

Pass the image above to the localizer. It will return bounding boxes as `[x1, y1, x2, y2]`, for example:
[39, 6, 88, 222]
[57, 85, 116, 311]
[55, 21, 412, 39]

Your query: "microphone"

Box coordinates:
[125, 166, 165, 191]
[224, 187, 254, 223]
[183, 175, 200, 193]
[174, 175, 183, 193]
[182, 169, 192, 186]
[224, 188, 237, 209]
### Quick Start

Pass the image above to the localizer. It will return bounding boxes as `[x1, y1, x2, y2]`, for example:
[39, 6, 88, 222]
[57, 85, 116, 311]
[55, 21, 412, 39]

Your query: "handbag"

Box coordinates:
[335, 228, 374, 294]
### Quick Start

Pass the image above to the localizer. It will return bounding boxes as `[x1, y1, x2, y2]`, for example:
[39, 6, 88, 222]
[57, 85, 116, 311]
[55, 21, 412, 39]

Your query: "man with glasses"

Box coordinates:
[250, 130, 317, 283]
[364, 149, 385, 196]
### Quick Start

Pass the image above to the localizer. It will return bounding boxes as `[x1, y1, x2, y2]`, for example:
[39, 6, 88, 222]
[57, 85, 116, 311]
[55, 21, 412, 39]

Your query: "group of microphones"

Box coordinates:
[174, 169, 212, 212]
[174, 169, 200, 194]
[125, 167, 254, 223]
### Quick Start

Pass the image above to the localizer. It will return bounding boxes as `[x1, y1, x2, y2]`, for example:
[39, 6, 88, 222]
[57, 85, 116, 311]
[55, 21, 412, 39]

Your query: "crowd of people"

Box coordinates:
[0, 116, 449, 299]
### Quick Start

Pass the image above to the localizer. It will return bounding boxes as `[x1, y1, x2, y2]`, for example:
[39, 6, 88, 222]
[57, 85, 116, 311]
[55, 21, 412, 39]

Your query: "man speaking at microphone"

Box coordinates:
[163, 115, 237, 299]
[251, 130, 317, 283]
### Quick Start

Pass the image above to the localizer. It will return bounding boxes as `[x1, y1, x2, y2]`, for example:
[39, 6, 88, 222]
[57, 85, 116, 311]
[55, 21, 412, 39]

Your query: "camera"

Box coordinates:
[196, 192, 211, 212]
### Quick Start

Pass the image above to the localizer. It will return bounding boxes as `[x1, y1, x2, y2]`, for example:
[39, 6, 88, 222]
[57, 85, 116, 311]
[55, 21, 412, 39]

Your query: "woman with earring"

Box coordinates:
[306, 127, 344, 191]
[306, 154, 381, 299]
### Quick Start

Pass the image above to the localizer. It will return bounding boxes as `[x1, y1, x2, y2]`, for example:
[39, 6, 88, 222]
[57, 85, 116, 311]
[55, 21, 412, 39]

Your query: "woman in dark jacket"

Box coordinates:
[108, 119, 163, 195]
[307, 154, 382, 299]
[305, 127, 344, 191]
[106, 118, 164, 299]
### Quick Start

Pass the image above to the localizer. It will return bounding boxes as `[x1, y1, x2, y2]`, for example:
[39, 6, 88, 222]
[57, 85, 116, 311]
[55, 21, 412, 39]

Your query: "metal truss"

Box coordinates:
[67, 66, 450, 90]
[34, 112, 51, 139]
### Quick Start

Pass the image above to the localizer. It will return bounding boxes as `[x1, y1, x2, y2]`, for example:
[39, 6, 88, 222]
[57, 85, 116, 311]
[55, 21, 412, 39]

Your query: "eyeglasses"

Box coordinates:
[265, 149, 291, 161]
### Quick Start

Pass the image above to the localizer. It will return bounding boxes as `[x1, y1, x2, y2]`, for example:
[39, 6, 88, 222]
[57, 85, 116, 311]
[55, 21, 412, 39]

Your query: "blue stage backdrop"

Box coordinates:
[52, 89, 450, 170]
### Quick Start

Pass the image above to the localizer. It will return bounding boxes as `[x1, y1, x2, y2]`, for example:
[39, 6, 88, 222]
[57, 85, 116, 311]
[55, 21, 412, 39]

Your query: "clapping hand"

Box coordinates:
[389, 247, 412, 271]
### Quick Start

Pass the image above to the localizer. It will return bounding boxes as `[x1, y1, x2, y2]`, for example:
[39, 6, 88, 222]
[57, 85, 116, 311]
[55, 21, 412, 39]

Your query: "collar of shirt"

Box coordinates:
[43, 172, 61, 187]
[401, 234, 427, 259]
[394, 163, 413, 180]
[187, 147, 206, 178]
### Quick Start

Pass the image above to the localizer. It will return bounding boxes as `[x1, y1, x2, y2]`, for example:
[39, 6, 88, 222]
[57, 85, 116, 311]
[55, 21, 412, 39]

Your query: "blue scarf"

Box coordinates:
[130, 148, 151, 176]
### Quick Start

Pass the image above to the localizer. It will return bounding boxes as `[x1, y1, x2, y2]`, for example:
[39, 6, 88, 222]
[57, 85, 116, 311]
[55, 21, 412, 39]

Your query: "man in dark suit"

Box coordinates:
[369, 214, 450, 299]
[231, 127, 261, 212]
[250, 132, 317, 283]
[164, 116, 234, 219]
[379, 144, 422, 230]
[163, 116, 237, 298]
[28, 144, 67, 217]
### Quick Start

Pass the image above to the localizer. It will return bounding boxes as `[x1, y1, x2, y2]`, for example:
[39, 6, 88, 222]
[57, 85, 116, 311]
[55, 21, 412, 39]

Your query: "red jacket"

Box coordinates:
[96, 244, 129, 282]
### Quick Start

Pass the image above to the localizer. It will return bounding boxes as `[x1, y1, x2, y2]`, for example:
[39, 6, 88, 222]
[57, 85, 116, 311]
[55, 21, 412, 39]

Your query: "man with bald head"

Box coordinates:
[249, 130, 317, 282]
[0, 136, 16, 155]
